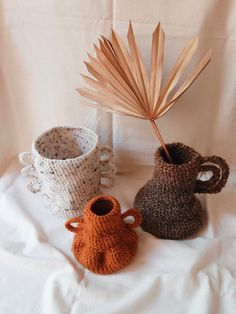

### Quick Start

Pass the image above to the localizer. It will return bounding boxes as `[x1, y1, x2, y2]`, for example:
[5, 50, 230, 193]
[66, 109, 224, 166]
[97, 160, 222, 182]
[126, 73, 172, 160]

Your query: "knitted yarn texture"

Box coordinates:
[134, 142, 229, 240]
[19, 126, 116, 218]
[65, 195, 142, 275]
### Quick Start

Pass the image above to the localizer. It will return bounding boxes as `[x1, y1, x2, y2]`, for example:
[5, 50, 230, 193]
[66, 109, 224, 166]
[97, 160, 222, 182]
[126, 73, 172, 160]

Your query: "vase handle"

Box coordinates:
[195, 155, 229, 194]
[19, 152, 42, 194]
[99, 145, 117, 189]
[65, 217, 84, 233]
[121, 208, 142, 228]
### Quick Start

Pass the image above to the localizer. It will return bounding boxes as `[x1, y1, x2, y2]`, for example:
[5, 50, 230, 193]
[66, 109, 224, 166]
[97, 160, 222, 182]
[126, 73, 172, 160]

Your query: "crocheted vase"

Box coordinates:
[134, 143, 229, 240]
[65, 195, 142, 275]
[19, 126, 116, 218]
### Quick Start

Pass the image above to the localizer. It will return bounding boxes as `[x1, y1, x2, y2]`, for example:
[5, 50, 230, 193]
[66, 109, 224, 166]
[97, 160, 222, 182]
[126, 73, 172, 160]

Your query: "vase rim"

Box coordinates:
[85, 195, 120, 219]
[155, 142, 200, 168]
[32, 126, 98, 163]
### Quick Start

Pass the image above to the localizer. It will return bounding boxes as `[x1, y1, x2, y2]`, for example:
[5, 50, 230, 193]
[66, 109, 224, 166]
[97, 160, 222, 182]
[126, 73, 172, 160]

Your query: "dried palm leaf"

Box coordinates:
[77, 22, 212, 162]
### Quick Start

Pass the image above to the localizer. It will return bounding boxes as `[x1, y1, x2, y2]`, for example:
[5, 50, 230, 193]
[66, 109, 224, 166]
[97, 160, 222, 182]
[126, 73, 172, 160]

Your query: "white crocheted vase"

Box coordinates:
[19, 126, 116, 218]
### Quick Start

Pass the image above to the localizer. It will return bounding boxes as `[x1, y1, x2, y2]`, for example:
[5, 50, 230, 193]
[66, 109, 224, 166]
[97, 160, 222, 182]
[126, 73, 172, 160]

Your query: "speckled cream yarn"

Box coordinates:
[65, 195, 142, 275]
[19, 127, 116, 218]
[134, 143, 229, 240]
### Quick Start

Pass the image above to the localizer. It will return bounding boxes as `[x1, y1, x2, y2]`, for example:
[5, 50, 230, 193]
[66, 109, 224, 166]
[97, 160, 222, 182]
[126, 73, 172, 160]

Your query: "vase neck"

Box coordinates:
[83, 196, 124, 235]
[153, 143, 202, 186]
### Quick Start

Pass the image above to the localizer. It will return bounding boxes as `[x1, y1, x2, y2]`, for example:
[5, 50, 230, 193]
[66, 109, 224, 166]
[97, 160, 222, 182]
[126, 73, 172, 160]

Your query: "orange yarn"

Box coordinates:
[65, 195, 142, 275]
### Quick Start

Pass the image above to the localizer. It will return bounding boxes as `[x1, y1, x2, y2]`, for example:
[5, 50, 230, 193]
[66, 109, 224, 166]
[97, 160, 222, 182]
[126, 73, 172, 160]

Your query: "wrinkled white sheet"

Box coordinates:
[0, 160, 236, 314]
[1, 0, 236, 172]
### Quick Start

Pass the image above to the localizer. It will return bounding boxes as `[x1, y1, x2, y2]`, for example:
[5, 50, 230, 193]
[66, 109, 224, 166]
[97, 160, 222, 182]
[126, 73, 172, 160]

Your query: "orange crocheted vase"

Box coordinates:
[65, 195, 142, 275]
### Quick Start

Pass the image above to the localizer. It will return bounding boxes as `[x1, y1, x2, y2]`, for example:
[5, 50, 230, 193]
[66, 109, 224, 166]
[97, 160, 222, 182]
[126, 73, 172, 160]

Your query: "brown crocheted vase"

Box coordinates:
[134, 143, 229, 240]
[65, 195, 142, 275]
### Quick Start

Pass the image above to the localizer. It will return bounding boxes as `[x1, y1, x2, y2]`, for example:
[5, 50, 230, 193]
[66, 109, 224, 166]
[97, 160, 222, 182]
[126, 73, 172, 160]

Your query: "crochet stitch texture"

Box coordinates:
[65, 195, 142, 275]
[19, 126, 116, 218]
[134, 143, 229, 240]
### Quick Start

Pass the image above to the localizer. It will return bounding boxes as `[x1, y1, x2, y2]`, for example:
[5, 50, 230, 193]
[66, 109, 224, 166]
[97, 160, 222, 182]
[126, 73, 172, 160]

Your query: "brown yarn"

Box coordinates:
[134, 142, 229, 240]
[65, 195, 142, 275]
[195, 156, 229, 193]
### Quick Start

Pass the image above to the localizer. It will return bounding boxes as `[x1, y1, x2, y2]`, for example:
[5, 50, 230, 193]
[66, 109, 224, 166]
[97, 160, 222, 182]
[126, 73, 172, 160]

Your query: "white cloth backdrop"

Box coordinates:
[0, 1, 236, 313]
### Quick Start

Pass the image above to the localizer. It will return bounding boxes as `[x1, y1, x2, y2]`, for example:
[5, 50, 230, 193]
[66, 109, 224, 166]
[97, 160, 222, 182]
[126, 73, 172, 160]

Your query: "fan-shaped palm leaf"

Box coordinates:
[77, 22, 212, 162]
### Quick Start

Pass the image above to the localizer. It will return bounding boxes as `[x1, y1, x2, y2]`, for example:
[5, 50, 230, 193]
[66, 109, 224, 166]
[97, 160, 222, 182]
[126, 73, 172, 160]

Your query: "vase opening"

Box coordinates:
[160, 144, 195, 165]
[91, 198, 113, 216]
[35, 127, 97, 160]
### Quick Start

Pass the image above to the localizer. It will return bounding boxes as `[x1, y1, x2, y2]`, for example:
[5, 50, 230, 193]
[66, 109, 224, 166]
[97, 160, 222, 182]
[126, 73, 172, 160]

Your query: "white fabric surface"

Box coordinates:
[1, 0, 236, 313]
[1, 0, 236, 171]
[0, 160, 236, 314]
